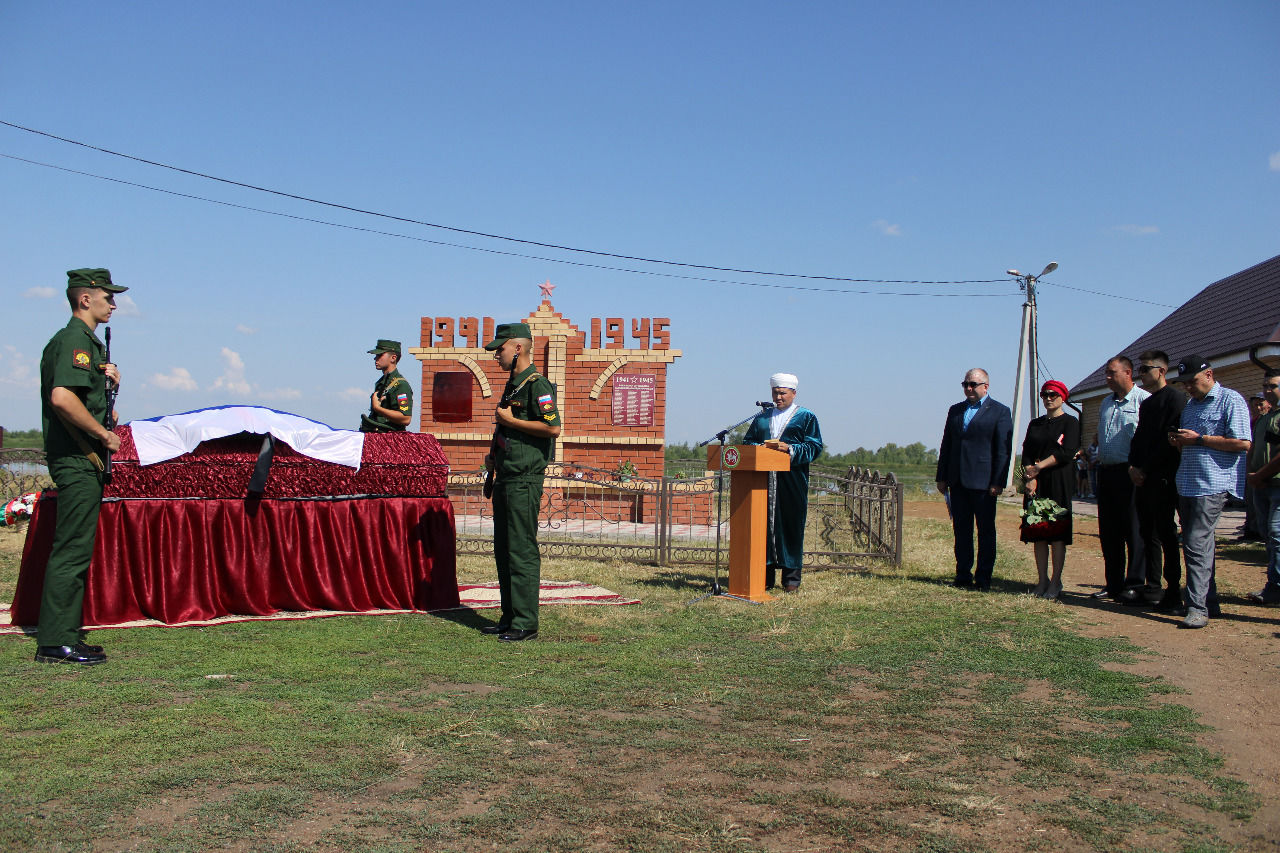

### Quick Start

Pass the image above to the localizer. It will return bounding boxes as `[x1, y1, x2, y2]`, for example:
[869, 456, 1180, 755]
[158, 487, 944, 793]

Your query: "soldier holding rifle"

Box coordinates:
[34, 268, 127, 665]
[360, 339, 413, 432]
[482, 323, 560, 642]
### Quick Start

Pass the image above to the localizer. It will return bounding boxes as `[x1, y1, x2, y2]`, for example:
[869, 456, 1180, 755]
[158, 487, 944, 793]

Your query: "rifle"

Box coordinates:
[482, 400, 511, 499]
[483, 369, 544, 499]
[103, 327, 118, 481]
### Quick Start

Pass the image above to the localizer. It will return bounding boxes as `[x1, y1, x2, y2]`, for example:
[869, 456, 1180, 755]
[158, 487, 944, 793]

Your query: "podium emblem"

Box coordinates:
[722, 446, 740, 469]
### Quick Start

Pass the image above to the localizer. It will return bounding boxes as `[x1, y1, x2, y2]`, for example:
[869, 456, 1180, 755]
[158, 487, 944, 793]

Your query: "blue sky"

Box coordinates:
[3, 1, 1277, 454]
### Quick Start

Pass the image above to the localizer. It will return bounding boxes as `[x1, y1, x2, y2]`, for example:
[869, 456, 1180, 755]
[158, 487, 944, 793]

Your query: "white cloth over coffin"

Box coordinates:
[129, 406, 365, 470]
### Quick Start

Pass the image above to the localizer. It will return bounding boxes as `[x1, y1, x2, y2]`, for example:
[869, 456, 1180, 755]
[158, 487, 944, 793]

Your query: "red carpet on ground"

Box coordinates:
[0, 580, 639, 635]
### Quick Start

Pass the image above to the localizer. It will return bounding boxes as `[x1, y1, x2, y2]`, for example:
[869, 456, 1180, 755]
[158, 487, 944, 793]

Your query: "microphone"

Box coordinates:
[755, 401, 775, 410]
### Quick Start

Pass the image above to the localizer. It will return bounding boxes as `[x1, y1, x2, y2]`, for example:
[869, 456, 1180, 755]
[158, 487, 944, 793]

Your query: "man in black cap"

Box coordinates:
[482, 323, 561, 642]
[34, 269, 127, 665]
[360, 339, 413, 432]
[1169, 355, 1251, 628]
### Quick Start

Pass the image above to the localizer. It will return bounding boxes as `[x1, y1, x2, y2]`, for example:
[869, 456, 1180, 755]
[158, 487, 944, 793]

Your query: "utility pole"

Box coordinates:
[1004, 262, 1058, 493]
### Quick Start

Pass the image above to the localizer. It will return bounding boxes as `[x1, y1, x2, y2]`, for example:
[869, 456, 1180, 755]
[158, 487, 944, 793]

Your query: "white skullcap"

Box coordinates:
[770, 373, 798, 390]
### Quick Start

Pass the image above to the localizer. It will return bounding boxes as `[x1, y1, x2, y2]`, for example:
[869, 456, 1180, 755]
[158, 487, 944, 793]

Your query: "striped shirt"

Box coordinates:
[1175, 382, 1251, 499]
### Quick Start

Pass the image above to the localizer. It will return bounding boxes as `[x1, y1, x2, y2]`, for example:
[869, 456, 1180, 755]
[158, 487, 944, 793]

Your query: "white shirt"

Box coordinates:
[769, 404, 798, 439]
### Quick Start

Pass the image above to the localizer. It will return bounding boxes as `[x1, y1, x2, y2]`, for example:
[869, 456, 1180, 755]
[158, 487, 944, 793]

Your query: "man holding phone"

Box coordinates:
[1169, 356, 1251, 628]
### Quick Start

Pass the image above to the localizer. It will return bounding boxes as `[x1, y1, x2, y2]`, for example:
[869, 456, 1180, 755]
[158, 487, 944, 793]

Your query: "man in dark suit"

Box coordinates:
[936, 368, 1014, 589]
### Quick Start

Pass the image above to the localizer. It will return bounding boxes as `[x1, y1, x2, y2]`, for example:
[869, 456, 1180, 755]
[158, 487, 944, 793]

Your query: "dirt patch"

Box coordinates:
[907, 499, 1280, 849]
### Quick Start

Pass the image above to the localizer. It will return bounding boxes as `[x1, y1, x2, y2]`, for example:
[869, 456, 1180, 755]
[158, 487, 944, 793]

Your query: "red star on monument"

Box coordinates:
[538, 280, 555, 300]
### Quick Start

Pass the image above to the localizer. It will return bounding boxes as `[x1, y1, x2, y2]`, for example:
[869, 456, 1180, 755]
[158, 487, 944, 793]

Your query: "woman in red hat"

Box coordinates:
[1020, 379, 1081, 599]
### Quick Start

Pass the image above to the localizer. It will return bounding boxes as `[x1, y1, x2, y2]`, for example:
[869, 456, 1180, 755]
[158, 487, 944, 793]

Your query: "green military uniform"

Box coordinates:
[1250, 407, 1280, 487]
[361, 368, 413, 432]
[488, 328, 561, 632]
[38, 269, 126, 649]
[360, 339, 413, 432]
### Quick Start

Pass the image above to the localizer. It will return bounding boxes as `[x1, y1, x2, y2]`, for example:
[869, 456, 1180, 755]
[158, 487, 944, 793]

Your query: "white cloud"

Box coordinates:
[336, 387, 369, 401]
[211, 347, 252, 396]
[235, 324, 258, 335]
[261, 387, 302, 401]
[23, 286, 56, 299]
[0, 345, 38, 389]
[871, 219, 903, 237]
[148, 367, 198, 391]
[112, 293, 142, 317]
[1115, 224, 1159, 236]
[1270, 151, 1280, 172]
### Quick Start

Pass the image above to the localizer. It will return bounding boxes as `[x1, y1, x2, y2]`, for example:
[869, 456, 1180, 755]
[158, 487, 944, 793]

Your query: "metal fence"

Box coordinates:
[455, 461, 903, 569]
[0, 449, 50, 498]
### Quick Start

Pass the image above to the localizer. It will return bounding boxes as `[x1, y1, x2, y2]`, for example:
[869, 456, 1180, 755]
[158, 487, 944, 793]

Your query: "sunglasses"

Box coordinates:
[1039, 390, 1061, 399]
[1137, 364, 1164, 373]
[1265, 383, 1280, 391]
[961, 381, 988, 389]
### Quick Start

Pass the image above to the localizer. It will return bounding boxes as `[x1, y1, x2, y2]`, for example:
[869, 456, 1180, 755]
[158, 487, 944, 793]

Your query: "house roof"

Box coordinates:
[1070, 254, 1280, 395]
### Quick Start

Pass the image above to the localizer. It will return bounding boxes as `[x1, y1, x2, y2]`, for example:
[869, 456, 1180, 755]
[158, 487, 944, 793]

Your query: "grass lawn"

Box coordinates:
[0, 514, 1256, 852]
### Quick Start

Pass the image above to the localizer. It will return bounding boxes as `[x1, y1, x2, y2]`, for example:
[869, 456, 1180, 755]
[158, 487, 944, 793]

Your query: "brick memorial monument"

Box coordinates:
[409, 282, 704, 522]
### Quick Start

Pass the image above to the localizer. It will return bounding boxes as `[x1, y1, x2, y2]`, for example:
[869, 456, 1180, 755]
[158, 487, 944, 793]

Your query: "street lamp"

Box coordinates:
[1005, 261, 1058, 493]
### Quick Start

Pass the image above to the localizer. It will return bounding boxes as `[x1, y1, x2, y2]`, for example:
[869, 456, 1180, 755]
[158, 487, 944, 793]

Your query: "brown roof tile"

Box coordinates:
[1070, 254, 1280, 394]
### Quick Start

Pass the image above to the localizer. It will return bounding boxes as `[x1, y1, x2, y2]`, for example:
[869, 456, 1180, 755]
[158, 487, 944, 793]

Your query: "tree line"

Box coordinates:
[0, 428, 42, 449]
[3, 424, 940, 470]
[666, 439, 937, 468]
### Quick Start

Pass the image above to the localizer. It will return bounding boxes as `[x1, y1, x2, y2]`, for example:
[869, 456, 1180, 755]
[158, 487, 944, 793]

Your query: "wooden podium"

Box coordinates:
[706, 444, 793, 602]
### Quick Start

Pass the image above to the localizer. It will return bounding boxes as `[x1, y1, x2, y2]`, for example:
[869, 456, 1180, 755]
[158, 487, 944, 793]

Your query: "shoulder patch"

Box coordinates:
[72, 349, 92, 370]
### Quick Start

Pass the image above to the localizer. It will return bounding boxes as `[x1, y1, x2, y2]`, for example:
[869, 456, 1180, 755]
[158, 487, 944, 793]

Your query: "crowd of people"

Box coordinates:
[27, 265, 1275, 663]
[936, 354, 1278, 629]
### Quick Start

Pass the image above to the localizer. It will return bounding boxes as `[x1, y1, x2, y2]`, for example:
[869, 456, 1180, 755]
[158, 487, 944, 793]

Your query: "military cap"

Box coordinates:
[66, 268, 128, 293]
[484, 323, 532, 350]
[367, 339, 402, 356]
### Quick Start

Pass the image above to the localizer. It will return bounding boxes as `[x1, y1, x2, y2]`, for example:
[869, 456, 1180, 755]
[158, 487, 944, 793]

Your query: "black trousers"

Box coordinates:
[1135, 477, 1181, 590]
[1096, 465, 1137, 595]
[949, 487, 997, 588]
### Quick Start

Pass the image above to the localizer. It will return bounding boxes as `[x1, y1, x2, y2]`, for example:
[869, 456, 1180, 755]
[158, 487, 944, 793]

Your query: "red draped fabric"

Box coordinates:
[11, 494, 459, 627]
[106, 429, 450, 500]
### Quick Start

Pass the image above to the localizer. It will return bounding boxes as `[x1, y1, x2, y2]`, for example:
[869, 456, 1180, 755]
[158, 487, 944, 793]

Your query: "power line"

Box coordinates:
[1039, 279, 1174, 308]
[1, 118, 1006, 288]
[1, 152, 1023, 298]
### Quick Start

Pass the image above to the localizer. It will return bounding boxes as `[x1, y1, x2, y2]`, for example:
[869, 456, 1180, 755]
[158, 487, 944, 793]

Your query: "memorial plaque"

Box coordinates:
[433, 371, 473, 423]
[611, 375, 655, 427]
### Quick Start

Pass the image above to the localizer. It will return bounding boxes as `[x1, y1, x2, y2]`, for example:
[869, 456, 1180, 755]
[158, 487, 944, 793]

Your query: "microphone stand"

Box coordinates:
[687, 404, 772, 606]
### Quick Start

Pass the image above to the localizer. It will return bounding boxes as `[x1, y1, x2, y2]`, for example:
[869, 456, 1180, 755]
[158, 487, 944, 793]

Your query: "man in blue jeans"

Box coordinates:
[1169, 356, 1251, 629]
[1245, 370, 1280, 606]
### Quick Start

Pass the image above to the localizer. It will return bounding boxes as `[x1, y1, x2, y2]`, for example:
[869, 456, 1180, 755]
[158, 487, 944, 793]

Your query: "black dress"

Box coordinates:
[1020, 413, 1080, 544]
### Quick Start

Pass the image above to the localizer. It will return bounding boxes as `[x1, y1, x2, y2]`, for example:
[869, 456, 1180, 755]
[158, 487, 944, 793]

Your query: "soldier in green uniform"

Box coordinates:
[360, 339, 413, 432]
[34, 268, 127, 665]
[482, 323, 561, 642]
